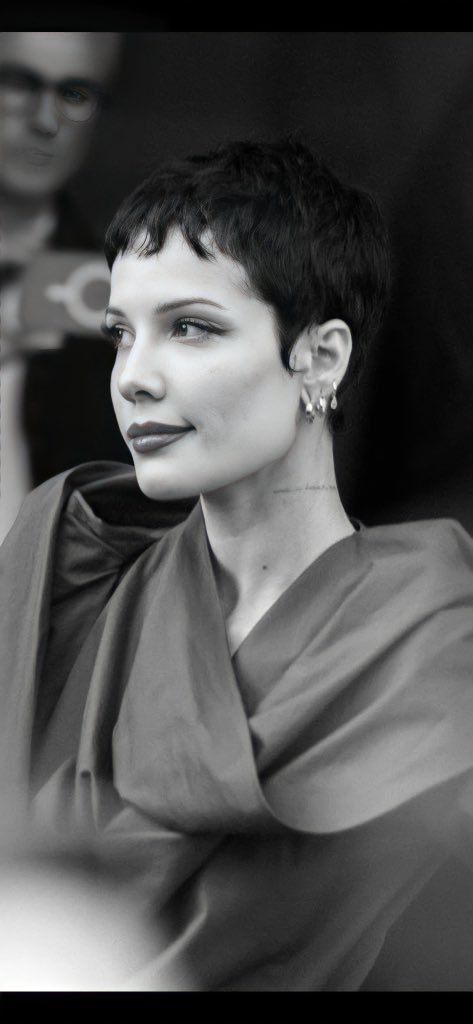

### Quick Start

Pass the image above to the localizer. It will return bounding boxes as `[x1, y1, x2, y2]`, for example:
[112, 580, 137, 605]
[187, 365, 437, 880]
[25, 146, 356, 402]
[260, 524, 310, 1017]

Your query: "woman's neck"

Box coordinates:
[200, 428, 353, 629]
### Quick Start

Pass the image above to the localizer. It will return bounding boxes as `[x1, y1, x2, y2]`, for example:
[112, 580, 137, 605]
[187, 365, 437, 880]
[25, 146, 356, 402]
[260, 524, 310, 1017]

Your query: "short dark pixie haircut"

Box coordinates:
[104, 136, 390, 430]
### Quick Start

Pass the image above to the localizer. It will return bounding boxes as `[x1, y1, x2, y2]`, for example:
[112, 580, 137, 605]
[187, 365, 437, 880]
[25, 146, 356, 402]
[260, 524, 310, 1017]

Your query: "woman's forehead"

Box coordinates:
[110, 229, 257, 312]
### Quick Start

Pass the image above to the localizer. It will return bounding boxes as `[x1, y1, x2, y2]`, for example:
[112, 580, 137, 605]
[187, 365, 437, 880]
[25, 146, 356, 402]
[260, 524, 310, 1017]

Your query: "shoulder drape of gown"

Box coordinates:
[2, 460, 473, 990]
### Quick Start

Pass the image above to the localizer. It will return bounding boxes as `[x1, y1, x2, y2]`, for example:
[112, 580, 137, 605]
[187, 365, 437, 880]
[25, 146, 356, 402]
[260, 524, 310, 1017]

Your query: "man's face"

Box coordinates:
[0, 32, 118, 199]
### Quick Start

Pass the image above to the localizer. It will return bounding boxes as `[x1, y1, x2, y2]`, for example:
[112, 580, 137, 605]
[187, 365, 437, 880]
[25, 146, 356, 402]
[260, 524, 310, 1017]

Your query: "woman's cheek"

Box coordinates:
[110, 389, 127, 439]
[188, 374, 246, 438]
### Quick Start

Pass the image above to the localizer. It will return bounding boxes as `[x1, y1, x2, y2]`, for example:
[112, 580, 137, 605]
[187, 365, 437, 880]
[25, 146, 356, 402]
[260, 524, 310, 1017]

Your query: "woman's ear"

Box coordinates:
[290, 319, 352, 387]
[311, 319, 352, 386]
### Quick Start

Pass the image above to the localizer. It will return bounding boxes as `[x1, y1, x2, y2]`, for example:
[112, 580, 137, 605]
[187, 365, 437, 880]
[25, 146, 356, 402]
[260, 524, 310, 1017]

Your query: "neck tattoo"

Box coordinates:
[273, 484, 337, 494]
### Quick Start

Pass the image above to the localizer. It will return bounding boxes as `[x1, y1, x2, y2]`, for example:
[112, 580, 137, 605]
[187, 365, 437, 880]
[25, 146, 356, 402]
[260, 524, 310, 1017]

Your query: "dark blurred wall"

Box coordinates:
[70, 32, 473, 232]
[336, 60, 473, 532]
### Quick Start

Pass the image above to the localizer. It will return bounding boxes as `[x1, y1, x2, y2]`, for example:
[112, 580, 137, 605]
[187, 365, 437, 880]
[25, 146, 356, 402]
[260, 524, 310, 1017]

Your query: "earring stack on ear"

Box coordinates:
[305, 386, 328, 423]
[304, 381, 338, 423]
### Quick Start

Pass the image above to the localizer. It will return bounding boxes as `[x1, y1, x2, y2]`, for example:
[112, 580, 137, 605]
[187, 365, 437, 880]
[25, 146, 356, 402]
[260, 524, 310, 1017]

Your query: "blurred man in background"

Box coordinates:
[0, 31, 130, 543]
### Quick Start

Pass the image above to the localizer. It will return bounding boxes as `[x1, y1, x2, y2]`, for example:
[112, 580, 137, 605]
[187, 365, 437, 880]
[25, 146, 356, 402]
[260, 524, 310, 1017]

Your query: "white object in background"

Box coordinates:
[45, 258, 111, 331]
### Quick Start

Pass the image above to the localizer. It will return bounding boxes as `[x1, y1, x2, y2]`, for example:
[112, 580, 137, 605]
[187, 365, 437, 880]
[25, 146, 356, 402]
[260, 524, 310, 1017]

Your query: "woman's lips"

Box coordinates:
[131, 430, 193, 453]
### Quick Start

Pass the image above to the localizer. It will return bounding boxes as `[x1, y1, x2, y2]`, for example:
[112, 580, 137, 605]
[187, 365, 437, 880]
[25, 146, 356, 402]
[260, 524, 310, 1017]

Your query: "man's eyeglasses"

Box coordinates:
[0, 64, 106, 124]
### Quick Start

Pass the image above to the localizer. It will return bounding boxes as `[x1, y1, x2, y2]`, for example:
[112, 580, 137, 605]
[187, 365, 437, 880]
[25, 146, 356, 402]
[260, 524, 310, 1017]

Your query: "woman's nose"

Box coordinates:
[116, 339, 167, 404]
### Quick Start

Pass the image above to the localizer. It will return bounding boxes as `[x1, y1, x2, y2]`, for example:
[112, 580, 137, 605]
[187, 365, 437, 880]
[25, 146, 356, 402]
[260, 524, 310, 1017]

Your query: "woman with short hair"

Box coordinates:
[2, 137, 473, 991]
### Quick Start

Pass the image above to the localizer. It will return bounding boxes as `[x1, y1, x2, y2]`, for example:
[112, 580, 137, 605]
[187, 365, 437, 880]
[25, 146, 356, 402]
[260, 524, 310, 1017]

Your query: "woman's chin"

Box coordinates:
[135, 470, 200, 504]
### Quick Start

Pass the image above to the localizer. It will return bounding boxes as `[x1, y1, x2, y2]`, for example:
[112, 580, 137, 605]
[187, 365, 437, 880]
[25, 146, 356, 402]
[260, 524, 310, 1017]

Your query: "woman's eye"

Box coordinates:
[101, 323, 133, 350]
[172, 319, 213, 342]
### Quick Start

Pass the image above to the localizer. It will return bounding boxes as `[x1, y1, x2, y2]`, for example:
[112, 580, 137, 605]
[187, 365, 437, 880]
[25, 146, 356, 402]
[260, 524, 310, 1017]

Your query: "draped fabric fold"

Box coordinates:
[2, 461, 473, 989]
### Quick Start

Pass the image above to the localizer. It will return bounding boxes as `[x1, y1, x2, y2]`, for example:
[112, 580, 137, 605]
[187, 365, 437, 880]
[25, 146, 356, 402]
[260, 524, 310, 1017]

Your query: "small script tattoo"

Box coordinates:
[273, 484, 337, 493]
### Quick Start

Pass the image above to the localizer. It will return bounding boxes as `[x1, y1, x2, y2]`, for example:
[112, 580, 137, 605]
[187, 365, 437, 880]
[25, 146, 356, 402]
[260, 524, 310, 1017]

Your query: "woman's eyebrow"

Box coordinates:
[104, 298, 227, 320]
[104, 306, 127, 318]
[154, 298, 227, 314]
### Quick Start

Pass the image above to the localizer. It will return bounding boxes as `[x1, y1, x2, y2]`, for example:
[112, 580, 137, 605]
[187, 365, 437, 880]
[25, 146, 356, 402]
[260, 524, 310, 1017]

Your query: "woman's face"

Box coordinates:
[109, 229, 303, 501]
